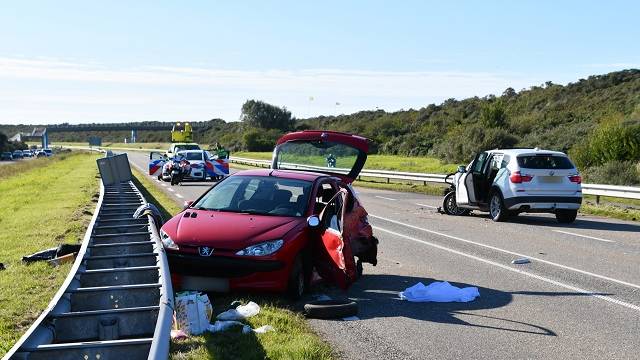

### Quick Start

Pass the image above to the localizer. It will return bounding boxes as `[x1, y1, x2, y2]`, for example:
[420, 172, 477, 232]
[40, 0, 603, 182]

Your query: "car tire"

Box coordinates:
[489, 191, 509, 222]
[304, 299, 358, 319]
[556, 209, 578, 223]
[442, 191, 470, 216]
[287, 255, 305, 300]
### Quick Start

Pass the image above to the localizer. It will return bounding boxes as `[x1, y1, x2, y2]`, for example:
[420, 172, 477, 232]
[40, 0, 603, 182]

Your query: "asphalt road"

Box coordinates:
[127, 151, 640, 360]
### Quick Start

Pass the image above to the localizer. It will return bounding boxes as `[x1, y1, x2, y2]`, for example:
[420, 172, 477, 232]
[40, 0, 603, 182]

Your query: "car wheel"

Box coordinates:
[556, 209, 578, 223]
[287, 255, 305, 300]
[489, 191, 509, 222]
[157, 174, 162, 181]
[442, 191, 470, 216]
[304, 299, 358, 319]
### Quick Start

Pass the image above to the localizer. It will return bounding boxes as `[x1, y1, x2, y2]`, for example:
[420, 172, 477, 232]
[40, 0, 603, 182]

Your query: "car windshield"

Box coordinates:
[517, 155, 574, 169]
[193, 175, 312, 217]
[179, 152, 203, 161]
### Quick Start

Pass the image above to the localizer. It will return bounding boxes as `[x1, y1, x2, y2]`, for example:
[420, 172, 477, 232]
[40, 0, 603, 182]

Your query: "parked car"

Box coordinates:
[12, 150, 23, 159]
[22, 150, 33, 157]
[444, 148, 582, 223]
[35, 150, 46, 158]
[165, 142, 201, 158]
[1, 152, 13, 161]
[42, 149, 53, 157]
[160, 131, 378, 298]
[150, 149, 229, 182]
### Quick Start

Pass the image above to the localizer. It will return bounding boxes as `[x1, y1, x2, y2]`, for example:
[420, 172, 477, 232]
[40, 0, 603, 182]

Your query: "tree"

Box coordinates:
[480, 100, 507, 128]
[240, 100, 294, 131]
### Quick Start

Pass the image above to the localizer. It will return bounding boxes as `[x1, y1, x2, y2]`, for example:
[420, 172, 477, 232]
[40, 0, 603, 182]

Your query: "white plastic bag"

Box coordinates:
[216, 301, 260, 321]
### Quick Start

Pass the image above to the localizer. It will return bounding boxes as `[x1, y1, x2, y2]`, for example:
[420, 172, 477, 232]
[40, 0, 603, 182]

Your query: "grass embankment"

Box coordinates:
[130, 168, 334, 360]
[235, 151, 458, 174]
[0, 152, 100, 356]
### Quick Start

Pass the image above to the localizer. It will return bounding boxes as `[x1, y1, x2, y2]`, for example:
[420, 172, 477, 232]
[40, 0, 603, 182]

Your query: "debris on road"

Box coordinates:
[47, 252, 76, 267]
[304, 299, 359, 319]
[216, 301, 260, 321]
[399, 281, 480, 303]
[0, 263, 5, 271]
[512, 258, 531, 265]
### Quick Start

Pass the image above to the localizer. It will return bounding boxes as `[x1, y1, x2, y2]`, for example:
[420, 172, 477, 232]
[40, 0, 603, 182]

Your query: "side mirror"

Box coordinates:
[457, 165, 466, 173]
[183, 200, 194, 210]
[307, 215, 320, 228]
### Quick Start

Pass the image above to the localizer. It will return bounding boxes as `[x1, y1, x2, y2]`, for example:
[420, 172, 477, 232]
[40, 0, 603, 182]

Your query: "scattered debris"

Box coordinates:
[304, 299, 358, 319]
[399, 281, 480, 303]
[170, 329, 188, 340]
[216, 301, 260, 321]
[512, 258, 531, 265]
[208, 321, 274, 334]
[173, 291, 213, 335]
[22, 244, 81, 265]
[0, 263, 5, 271]
[47, 252, 76, 267]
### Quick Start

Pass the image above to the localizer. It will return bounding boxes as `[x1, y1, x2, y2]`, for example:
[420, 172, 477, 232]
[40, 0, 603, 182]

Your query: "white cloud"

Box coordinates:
[0, 56, 544, 124]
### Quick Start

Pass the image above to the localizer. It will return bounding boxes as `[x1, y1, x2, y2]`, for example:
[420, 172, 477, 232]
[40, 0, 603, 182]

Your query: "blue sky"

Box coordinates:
[1, 0, 638, 124]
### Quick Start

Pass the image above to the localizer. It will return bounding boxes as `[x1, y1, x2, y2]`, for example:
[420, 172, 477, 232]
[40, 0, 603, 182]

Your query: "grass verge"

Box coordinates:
[0, 152, 100, 356]
[129, 168, 334, 360]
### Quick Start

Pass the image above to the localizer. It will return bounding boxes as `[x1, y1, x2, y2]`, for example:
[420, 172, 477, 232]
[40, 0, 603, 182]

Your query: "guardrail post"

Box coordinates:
[387, 177, 390, 184]
[596, 195, 600, 205]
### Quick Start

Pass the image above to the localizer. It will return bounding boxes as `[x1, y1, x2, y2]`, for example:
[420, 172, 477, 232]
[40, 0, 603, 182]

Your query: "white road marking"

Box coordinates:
[553, 230, 615, 243]
[416, 203, 438, 209]
[369, 214, 640, 291]
[176, 194, 184, 199]
[375, 195, 397, 201]
[167, 188, 175, 192]
[373, 225, 640, 312]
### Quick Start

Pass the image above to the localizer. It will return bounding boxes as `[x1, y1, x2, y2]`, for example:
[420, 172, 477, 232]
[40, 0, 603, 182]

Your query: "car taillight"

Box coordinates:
[569, 175, 582, 184]
[510, 171, 533, 183]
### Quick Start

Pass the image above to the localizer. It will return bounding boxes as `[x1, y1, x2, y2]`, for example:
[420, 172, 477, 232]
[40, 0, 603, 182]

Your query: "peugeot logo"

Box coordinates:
[199, 246, 214, 256]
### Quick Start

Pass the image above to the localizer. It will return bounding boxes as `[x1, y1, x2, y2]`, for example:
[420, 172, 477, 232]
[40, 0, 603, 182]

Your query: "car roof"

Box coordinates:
[176, 150, 204, 154]
[172, 143, 199, 146]
[233, 168, 331, 182]
[487, 148, 568, 157]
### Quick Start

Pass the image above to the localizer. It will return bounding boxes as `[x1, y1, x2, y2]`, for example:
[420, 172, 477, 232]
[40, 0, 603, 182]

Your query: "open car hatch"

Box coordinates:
[271, 131, 369, 184]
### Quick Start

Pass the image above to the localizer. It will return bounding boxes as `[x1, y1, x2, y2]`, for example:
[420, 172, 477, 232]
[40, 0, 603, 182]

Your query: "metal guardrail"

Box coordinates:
[229, 156, 640, 201]
[5, 154, 173, 360]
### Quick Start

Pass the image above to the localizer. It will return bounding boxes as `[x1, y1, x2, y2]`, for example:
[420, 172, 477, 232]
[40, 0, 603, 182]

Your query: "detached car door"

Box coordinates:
[271, 130, 369, 184]
[148, 152, 165, 176]
[315, 189, 357, 289]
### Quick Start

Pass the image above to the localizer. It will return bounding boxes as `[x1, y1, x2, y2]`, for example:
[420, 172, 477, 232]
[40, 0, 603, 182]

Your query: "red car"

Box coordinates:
[160, 131, 378, 298]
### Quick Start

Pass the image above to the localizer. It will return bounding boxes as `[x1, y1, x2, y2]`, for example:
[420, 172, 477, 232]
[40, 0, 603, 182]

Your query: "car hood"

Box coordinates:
[162, 209, 305, 250]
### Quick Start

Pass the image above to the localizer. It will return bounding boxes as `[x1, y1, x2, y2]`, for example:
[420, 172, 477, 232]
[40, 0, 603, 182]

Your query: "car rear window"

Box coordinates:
[517, 155, 574, 169]
[183, 152, 203, 161]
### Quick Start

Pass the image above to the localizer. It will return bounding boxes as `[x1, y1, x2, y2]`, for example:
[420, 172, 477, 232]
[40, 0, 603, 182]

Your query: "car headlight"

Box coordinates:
[159, 229, 179, 250]
[236, 239, 283, 256]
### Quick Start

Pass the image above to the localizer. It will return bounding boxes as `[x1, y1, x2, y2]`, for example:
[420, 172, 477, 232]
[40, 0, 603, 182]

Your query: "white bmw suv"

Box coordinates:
[448, 148, 582, 223]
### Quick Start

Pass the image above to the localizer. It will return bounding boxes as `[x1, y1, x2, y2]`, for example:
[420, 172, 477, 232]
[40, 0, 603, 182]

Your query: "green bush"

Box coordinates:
[243, 128, 282, 152]
[571, 123, 640, 168]
[581, 160, 640, 186]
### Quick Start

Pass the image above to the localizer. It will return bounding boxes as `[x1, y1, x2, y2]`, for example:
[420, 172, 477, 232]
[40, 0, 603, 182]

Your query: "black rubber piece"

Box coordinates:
[304, 299, 358, 319]
[0, 263, 5, 271]
[56, 244, 81, 257]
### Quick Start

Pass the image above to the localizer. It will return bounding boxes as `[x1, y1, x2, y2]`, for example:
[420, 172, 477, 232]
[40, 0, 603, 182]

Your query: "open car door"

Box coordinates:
[456, 152, 490, 206]
[272, 131, 369, 184]
[149, 152, 165, 177]
[314, 189, 357, 289]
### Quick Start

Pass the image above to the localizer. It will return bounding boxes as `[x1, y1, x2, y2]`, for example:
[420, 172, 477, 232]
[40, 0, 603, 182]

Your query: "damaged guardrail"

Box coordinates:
[229, 156, 640, 201]
[4, 153, 173, 360]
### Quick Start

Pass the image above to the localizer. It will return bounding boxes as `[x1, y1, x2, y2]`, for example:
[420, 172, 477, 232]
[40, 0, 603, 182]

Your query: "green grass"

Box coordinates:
[0, 152, 100, 356]
[235, 151, 459, 174]
[130, 168, 334, 360]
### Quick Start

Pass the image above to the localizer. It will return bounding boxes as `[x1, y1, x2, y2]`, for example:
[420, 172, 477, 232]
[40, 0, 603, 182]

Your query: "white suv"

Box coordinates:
[449, 148, 582, 223]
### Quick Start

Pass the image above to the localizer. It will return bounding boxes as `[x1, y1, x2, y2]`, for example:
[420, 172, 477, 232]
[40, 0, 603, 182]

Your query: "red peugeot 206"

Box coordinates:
[160, 131, 378, 298]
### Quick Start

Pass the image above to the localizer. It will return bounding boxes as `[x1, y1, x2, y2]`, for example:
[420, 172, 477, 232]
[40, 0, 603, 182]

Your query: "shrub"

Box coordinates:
[581, 160, 640, 186]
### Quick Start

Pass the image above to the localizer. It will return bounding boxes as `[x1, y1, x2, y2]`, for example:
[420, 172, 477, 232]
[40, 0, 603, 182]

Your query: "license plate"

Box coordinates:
[539, 176, 562, 183]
